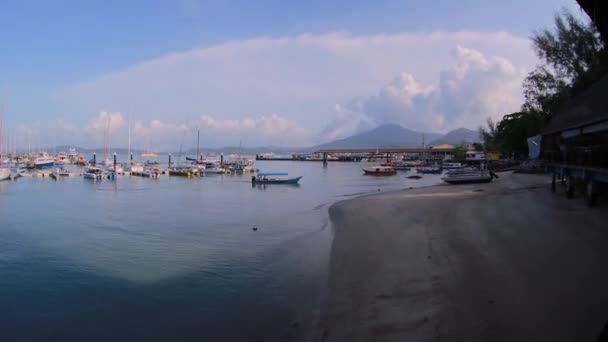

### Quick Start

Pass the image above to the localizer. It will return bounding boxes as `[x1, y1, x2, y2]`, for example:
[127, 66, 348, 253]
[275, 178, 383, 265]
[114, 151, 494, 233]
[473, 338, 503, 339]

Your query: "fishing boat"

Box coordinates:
[34, 152, 55, 169]
[441, 169, 497, 184]
[50, 168, 73, 179]
[83, 166, 105, 180]
[362, 165, 397, 175]
[252, 172, 302, 184]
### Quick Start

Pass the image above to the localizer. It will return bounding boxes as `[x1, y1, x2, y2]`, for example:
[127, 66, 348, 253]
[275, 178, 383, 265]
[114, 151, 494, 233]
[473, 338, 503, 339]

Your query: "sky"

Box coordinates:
[0, 0, 585, 149]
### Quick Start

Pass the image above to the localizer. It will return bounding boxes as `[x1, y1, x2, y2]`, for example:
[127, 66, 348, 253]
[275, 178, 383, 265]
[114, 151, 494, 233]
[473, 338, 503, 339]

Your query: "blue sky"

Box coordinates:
[0, 0, 582, 148]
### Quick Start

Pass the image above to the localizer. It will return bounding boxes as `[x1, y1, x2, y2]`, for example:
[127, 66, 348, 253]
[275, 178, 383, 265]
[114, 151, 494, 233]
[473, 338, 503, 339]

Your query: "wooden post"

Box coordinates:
[220, 153, 224, 166]
[113, 152, 117, 173]
[168, 153, 172, 169]
[323, 152, 328, 167]
[93, 152, 96, 166]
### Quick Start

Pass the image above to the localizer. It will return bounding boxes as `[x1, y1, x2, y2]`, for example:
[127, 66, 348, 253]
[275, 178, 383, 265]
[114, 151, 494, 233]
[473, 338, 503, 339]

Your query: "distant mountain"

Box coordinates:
[313, 124, 442, 150]
[429, 128, 480, 146]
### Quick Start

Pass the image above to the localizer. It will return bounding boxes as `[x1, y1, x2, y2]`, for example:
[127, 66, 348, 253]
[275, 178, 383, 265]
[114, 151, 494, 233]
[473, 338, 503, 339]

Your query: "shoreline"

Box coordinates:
[320, 172, 608, 341]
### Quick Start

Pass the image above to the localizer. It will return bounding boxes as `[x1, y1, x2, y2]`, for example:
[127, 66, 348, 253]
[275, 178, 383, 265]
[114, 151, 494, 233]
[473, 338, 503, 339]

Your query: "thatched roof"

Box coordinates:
[542, 74, 608, 135]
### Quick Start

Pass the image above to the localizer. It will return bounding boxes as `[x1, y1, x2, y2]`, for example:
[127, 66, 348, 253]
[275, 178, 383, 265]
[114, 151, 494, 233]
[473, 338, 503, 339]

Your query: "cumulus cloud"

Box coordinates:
[53, 31, 536, 146]
[198, 114, 311, 146]
[320, 45, 527, 141]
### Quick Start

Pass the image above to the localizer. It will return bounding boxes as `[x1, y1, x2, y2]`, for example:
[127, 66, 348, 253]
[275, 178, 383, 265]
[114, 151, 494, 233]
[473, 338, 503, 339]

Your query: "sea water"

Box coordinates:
[0, 160, 442, 341]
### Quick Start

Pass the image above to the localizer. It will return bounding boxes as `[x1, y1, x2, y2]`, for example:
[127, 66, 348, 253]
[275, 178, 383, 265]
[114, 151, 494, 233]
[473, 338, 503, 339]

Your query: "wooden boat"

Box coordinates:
[252, 172, 302, 184]
[441, 170, 496, 184]
[363, 166, 396, 175]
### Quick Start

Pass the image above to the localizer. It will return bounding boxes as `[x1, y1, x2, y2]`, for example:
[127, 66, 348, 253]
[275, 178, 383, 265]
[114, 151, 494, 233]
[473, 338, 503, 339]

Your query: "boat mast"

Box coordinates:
[0, 103, 3, 161]
[197, 128, 200, 160]
[127, 113, 131, 165]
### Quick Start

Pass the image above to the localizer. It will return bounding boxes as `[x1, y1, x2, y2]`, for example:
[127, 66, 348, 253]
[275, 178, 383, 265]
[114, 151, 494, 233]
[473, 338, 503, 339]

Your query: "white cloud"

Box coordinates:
[320, 45, 528, 141]
[53, 31, 536, 146]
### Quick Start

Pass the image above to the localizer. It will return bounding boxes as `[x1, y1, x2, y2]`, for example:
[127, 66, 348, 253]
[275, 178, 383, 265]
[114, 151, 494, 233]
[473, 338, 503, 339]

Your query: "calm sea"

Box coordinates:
[0, 160, 442, 341]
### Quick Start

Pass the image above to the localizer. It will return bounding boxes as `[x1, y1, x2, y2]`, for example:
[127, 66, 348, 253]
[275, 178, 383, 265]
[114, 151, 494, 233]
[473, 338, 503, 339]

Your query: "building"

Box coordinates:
[541, 74, 608, 205]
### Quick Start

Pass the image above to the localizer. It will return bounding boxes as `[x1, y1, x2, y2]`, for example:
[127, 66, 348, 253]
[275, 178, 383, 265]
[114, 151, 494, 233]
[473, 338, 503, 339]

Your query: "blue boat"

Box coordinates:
[252, 172, 302, 184]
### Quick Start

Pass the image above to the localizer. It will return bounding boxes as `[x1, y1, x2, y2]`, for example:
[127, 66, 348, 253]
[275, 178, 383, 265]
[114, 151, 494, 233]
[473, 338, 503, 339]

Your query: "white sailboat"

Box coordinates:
[0, 104, 12, 181]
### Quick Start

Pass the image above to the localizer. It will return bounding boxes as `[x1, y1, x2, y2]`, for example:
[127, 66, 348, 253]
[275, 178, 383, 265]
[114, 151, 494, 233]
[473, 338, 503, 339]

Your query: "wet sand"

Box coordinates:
[322, 172, 608, 341]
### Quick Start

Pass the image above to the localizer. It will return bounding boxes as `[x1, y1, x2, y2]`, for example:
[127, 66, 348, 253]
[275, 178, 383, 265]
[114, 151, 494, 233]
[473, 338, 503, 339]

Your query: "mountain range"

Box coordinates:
[51, 124, 480, 155]
[313, 124, 480, 150]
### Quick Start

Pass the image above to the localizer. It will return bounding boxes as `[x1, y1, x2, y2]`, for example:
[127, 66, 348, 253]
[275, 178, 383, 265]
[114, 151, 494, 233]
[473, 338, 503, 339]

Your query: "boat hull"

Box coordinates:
[442, 176, 493, 184]
[0, 168, 11, 181]
[253, 176, 302, 184]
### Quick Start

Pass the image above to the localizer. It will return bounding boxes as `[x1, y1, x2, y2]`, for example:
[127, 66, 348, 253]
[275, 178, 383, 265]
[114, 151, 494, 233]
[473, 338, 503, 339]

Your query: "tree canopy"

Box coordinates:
[480, 9, 607, 159]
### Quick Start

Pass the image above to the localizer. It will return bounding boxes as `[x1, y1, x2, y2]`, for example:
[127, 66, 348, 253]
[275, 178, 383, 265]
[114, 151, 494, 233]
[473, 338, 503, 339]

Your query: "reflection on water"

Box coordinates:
[0, 161, 442, 341]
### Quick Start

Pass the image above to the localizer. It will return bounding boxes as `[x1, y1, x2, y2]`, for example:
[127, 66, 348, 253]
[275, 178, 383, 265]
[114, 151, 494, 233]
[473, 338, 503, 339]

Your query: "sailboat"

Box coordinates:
[0, 103, 12, 181]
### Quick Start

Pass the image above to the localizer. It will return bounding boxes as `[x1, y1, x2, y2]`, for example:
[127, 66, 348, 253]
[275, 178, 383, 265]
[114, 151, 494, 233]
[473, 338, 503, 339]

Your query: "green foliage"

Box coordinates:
[485, 9, 608, 160]
[523, 10, 606, 115]
[478, 118, 498, 151]
[452, 144, 467, 161]
[495, 111, 546, 158]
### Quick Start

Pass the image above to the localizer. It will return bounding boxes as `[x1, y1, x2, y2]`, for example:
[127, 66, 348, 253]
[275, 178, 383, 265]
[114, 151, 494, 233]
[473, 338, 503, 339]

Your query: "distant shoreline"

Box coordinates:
[319, 172, 608, 341]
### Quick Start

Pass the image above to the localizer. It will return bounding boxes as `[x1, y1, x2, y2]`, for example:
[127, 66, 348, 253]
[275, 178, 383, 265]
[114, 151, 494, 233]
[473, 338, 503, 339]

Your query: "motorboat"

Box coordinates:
[442, 162, 464, 170]
[50, 168, 73, 179]
[252, 172, 302, 184]
[34, 153, 55, 169]
[83, 166, 105, 180]
[362, 165, 397, 175]
[203, 162, 228, 174]
[417, 166, 442, 174]
[381, 161, 410, 171]
[0, 168, 11, 181]
[442, 169, 497, 184]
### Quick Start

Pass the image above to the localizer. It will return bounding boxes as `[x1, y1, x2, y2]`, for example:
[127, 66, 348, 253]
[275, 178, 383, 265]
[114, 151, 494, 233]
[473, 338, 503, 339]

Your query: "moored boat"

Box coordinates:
[83, 166, 105, 180]
[34, 153, 55, 169]
[203, 162, 228, 174]
[252, 172, 302, 184]
[0, 168, 11, 181]
[362, 165, 397, 175]
[50, 167, 73, 179]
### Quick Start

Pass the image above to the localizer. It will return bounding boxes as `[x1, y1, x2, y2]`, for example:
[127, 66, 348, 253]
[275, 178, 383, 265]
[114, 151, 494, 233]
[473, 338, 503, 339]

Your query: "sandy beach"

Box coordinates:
[321, 172, 608, 341]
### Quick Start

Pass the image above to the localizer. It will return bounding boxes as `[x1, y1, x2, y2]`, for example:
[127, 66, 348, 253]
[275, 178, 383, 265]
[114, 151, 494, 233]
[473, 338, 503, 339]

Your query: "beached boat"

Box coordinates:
[442, 169, 496, 184]
[83, 166, 105, 180]
[252, 172, 302, 184]
[363, 166, 397, 175]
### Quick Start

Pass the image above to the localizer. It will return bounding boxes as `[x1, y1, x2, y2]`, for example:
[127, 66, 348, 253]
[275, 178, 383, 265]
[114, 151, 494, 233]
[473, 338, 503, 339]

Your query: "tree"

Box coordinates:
[495, 111, 545, 159]
[452, 144, 467, 161]
[478, 117, 498, 151]
[522, 9, 607, 115]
